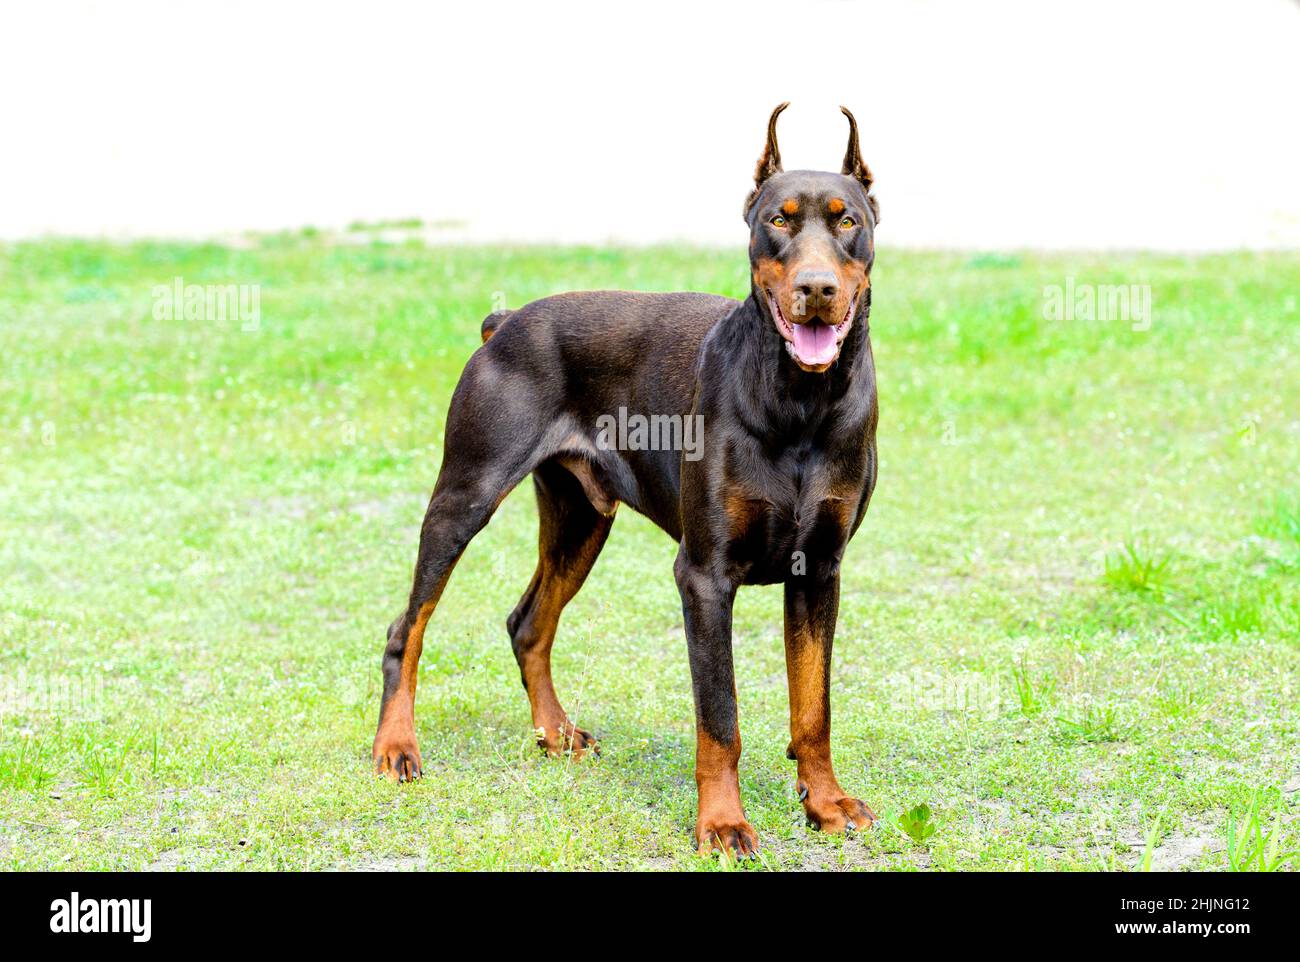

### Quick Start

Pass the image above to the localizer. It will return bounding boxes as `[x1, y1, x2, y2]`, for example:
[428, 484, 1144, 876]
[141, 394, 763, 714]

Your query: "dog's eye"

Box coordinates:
[839, 217, 856, 230]
[769, 215, 787, 228]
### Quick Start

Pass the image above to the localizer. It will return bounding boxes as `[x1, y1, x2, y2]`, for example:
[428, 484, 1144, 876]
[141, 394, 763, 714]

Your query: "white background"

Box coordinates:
[2, 0, 1298, 249]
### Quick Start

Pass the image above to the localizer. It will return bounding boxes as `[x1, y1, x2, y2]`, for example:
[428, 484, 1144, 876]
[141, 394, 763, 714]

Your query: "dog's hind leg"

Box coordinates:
[507, 458, 615, 758]
[373, 472, 505, 781]
[373, 353, 550, 781]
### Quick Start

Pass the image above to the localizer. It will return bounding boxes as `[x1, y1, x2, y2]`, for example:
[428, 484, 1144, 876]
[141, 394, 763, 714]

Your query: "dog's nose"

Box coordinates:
[793, 269, 839, 314]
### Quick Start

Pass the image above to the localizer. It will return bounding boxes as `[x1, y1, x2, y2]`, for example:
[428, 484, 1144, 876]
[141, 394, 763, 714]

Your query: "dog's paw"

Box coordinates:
[799, 783, 875, 833]
[373, 733, 423, 783]
[536, 722, 600, 760]
[696, 815, 761, 859]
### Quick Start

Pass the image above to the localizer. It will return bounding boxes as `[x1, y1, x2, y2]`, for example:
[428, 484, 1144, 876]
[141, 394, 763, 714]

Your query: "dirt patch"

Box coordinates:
[1150, 835, 1220, 871]
[639, 856, 677, 871]
[347, 495, 416, 521]
[158, 786, 222, 801]
[350, 856, 429, 872]
[144, 849, 186, 871]
[1121, 830, 1222, 871]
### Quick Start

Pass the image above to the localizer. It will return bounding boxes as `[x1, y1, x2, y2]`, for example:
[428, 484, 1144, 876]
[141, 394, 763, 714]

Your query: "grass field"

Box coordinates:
[1, 234, 1298, 871]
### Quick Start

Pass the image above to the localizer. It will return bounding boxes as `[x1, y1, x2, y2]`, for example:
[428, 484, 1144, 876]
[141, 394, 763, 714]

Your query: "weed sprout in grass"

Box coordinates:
[1010, 653, 1055, 718]
[1224, 789, 1300, 872]
[1136, 812, 1163, 872]
[1103, 542, 1175, 595]
[0, 731, 52, 791]
[896, 804, 938, 845]
[1257, 494, 1300, 556]
[1055, 704, 1131, 744]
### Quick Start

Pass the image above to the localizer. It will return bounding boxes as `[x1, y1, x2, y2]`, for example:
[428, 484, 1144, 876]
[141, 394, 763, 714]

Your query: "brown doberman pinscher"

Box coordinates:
[373, 103, 880, 857]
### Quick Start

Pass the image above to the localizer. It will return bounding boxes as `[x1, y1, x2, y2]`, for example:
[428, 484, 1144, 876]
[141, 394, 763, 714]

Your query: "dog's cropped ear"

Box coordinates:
[840, 106, 880, 225]
[744, 102, 789, 218]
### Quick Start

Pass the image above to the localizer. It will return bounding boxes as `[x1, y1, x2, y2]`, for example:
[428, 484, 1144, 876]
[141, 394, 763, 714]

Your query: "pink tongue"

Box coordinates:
[791, 321, 838, 366]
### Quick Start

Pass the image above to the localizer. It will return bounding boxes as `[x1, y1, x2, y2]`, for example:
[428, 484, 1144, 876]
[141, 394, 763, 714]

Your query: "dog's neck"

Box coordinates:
[706, 289, 874, 442]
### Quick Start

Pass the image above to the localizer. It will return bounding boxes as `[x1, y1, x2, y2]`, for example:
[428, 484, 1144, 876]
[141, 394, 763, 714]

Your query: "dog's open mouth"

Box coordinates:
[766, 291, 855, 369]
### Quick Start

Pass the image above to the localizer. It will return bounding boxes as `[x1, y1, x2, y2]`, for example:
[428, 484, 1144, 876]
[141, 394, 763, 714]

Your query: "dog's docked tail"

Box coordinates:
[480, 309, 515, 343]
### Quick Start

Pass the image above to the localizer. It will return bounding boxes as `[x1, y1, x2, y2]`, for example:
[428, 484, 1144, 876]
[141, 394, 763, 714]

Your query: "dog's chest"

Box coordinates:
[720, 449, 858, 584]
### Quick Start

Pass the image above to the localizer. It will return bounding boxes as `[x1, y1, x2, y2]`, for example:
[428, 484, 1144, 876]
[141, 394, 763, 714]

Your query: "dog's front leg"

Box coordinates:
[784, 571, 876, 832]
[673, 548, 757, 857]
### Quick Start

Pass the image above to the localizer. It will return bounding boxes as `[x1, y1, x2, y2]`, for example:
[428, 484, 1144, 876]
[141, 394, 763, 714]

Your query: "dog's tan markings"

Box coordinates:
[515, 562, 601, 758]
[508, 460, 615, 759]
[556, 454, 616, 517]
[828, 259, 869, 314]
[694, 727, 757, 856]
[785, 621, 828, 751]
[782, 198, 799, 215]
[752, 257, 785, 290]
[827, 197, 845, 215]
[723, 493, 768, 542]
[783, 591, 876, 833]
[821, 491, 857, 531]
[373, 597, 438, 780]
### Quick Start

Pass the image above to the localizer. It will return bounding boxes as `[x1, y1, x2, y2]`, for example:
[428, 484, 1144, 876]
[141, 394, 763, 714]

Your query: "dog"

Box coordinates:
[373, 104, 880, 857]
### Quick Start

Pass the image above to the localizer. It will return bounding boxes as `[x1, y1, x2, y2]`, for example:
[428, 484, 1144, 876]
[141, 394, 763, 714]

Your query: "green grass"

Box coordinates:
[1, 238, 1298, 871]
[1103, 542, 1174, 595]
[1225, 789, 1299, 872]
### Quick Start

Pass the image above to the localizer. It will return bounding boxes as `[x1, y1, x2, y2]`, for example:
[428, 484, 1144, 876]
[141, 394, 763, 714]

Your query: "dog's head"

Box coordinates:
[744, 104, 879, 373]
